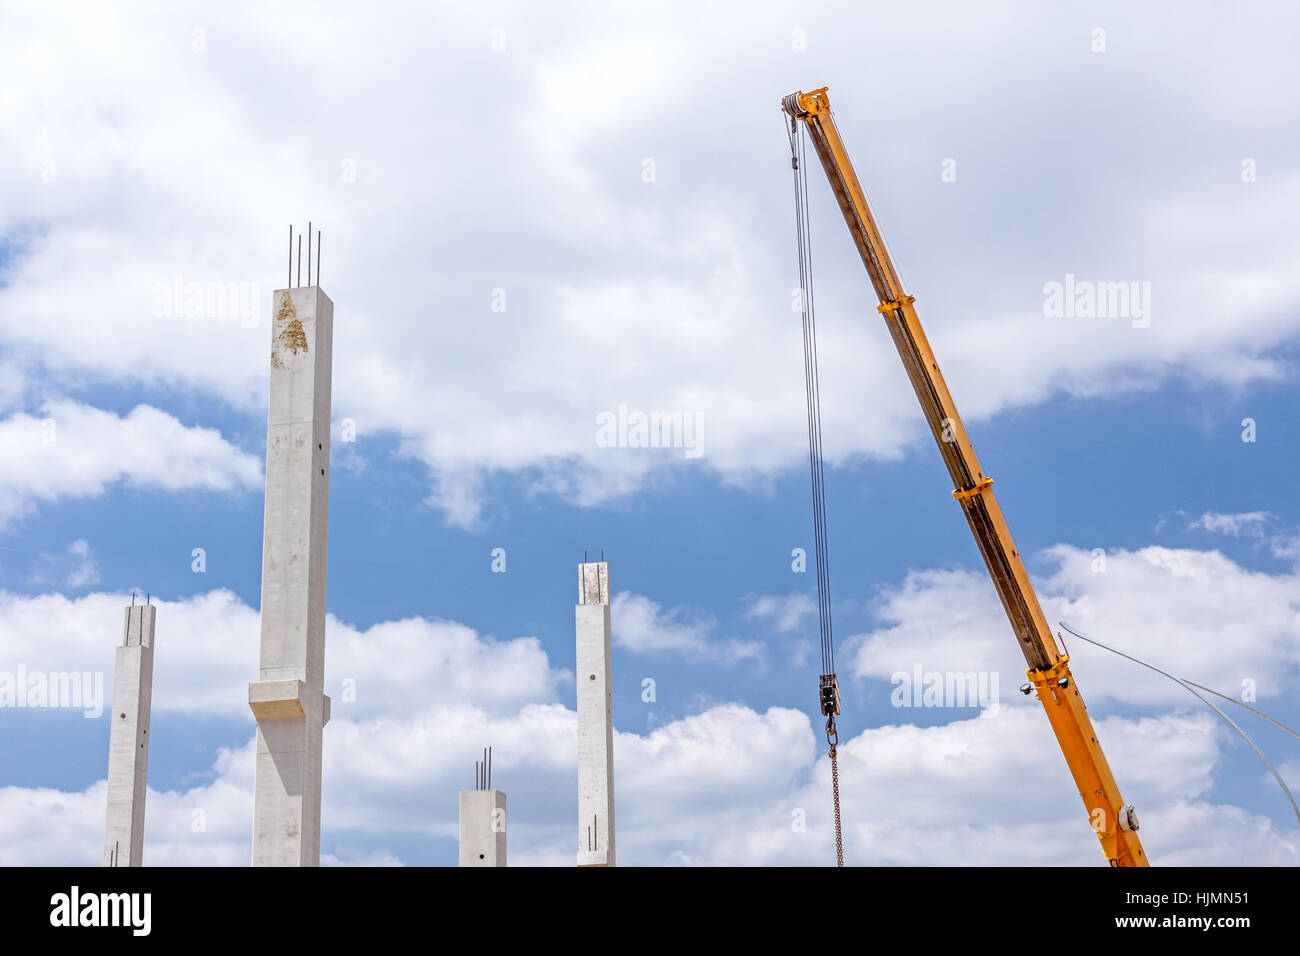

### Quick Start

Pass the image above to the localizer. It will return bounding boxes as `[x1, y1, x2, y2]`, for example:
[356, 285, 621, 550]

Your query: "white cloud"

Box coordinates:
[7, 699, 1293, 866]
[63, 539, 98, 588]
[15, 537, 102, 590]
[1182, 512, 1300, 570]
[744, 592, 815, 633]
[0, 399, 262, 527]
[1272, 532, 1300, 565]
[1187, 511, 1272, 538]
[2, 4, 1298, 524]
[848, 544, 1300, 707]
[0, 768, 253, 867]
[745, 592, 816, 667]
[0, 589, 564, 720]
[612, 591, 763, 664]
[322, 849, 404, 867]
[1, 569, 1296, 865]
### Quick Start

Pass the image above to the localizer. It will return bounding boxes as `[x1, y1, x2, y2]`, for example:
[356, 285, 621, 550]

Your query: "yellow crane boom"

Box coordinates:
[782, 87, 1148, 866]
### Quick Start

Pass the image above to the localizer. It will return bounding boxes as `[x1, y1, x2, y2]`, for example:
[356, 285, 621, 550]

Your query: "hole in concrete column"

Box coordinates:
[119, 713, 125, 719]
[589, 674, 596, 680]
[479, 854, 485, 860]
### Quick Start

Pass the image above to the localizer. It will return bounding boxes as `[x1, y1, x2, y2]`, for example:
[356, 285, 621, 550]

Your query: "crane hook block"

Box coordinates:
[819, 673, 842, 717]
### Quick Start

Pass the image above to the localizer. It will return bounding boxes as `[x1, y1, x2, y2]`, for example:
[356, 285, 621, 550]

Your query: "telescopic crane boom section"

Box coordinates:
[782, 87, 1148, 867]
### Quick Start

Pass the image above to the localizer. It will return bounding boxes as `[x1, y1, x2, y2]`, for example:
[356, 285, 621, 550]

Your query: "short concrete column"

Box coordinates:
[459, 790, 507, 866]
[104, 603, 156, 867]
[576, 560, 615, 867]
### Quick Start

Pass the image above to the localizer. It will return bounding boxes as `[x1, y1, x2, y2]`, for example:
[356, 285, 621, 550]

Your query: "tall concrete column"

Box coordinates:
[576, 560, 615, 867]
[249, 284, 333, 867]
[459, 790, 507, 866]
[104, 603, 156, 867]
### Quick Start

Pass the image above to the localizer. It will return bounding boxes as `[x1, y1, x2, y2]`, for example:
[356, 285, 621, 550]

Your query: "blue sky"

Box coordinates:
[1, 1, 1298, 866]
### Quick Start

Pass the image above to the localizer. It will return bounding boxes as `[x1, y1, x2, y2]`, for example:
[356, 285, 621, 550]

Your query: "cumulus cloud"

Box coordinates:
[847, 544, 1300, 708]
[3, 541, 1297, 866]
[0, 769, 252, 867]
[2, 4, 1298, 524]
[0, 589, 564, 719]
[0, 399, 262, 527]
[612, 591, 763, 665]
[7, 696, 1292, 866]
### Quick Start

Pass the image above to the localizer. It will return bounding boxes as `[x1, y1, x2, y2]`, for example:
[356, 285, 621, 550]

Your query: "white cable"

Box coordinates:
[1059, 621, 1300, 831]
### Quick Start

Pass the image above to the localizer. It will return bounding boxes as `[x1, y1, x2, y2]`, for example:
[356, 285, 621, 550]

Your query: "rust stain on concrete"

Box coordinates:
[271, 292, 308, 369]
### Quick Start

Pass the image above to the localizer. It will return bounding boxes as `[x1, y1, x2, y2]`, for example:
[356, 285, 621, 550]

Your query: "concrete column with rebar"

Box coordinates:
[576, 560, 615, 867]
[249, 283, 333, 867]
[104, 603, 156, 867]
[459, 790, 507, 866]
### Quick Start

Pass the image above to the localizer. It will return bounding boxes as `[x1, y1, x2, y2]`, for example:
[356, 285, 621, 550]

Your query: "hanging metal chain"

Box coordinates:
[827, 718, 844, 867]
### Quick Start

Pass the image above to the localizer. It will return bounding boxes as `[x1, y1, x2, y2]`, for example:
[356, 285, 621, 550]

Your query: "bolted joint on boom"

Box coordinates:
[952, 476, 994, 502]
[877, 295, 916, 314]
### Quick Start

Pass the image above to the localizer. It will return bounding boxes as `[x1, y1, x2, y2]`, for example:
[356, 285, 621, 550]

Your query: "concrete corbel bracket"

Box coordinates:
[248, 679, 307, 720]
[248, 680, 332, 725]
